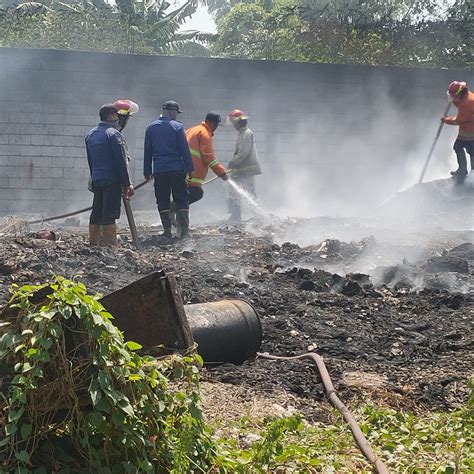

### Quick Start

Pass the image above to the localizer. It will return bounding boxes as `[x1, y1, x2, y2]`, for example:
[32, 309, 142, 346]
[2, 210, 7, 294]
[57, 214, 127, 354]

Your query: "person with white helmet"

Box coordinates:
[442, 81, 474, 182]
[114, 99, 139, 169]
[85, 99, 139, 246]
[227, 109, 262, 223]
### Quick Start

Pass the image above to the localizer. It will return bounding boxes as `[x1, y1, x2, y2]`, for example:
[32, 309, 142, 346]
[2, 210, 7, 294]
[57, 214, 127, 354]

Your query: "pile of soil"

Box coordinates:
[0, 222, 472, 415]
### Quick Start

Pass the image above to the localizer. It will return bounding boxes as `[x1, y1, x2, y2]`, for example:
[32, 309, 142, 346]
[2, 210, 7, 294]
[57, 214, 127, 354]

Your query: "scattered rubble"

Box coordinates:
[0, 223, 472, 414]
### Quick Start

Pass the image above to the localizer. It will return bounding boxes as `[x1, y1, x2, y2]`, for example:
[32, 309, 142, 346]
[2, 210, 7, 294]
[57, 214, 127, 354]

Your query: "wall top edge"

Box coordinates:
[0, 47, 471, 76]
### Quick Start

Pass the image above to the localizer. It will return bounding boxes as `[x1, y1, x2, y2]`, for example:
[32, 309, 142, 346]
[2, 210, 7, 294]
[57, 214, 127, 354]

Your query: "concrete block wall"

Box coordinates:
[0, 47, 471, 217]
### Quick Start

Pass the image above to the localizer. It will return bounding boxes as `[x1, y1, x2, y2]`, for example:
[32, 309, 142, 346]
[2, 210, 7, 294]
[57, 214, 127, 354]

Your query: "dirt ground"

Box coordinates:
[0, 217, 472, 418]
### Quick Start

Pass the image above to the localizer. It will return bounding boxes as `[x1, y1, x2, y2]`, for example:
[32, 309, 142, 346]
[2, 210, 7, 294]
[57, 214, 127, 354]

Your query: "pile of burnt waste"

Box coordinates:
[0, 225, 472, 412]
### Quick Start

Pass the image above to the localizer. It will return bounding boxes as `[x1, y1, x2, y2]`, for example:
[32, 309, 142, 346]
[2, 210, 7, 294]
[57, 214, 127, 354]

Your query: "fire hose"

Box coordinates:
[26, 179, 151, 225]
[257, 351, 390, 474]
[25, 171, 231, 226]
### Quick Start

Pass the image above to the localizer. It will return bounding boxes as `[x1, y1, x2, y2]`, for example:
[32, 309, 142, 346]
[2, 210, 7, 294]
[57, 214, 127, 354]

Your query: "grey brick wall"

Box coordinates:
[0, 47, 471, 216]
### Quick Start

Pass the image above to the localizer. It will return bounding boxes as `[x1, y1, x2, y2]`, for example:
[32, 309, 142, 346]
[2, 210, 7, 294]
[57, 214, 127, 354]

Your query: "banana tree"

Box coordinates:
[114, 0, 213, 54]
[2, 0, 212, 56]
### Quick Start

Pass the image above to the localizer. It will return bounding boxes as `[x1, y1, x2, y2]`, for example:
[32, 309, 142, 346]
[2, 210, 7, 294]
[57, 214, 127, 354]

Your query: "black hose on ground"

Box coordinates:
[257, 351, 389, 474]
[27, 180, 150, 225]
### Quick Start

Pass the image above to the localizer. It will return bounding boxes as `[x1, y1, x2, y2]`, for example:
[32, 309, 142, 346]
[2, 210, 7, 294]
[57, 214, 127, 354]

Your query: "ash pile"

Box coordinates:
[375, 176, 474, 228]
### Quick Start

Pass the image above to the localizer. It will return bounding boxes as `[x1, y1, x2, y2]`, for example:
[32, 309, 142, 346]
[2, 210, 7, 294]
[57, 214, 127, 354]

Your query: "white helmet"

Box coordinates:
[114, 99, 139, 116]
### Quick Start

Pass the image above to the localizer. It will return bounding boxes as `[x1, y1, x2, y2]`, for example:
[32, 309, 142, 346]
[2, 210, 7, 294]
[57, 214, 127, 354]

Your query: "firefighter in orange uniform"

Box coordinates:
[442, 81, 474, 182]
[171, 113, 228, 225]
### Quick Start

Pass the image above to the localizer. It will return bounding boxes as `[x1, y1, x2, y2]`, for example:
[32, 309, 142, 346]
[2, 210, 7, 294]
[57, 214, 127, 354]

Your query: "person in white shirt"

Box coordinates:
[226, 109, 262, 223]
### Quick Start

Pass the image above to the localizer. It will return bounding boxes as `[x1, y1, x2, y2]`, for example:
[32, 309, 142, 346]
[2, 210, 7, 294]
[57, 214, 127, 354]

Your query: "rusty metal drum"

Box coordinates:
[184, 299, 262, 365]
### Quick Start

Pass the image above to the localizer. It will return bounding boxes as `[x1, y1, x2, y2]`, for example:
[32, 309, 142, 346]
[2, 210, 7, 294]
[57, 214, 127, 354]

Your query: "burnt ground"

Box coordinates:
[0, 218, 473, 419]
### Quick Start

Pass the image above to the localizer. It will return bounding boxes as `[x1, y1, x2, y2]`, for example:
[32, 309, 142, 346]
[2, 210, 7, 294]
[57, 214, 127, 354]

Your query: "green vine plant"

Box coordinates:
[0, 277, 216, 473]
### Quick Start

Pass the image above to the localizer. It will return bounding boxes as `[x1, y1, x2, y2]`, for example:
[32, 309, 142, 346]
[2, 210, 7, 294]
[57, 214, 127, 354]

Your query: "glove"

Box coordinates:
[220, 172, 229, 181]
[123, 185, 134, 198]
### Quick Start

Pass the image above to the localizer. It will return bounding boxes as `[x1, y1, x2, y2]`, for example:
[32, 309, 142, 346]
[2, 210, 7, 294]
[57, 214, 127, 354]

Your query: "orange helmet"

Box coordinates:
[227, 109, 249, 125]
[114, 99, 139, 116]
[447, 81, 467, 102]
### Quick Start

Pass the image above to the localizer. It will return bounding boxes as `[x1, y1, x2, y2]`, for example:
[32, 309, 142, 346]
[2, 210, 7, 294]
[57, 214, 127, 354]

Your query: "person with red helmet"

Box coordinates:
[114, 99, 139, 132]
[86, 101, 138, 247]
[112, 99, 140, 167]
[226, 109, 262, 222]
[442, 81, 474, 181]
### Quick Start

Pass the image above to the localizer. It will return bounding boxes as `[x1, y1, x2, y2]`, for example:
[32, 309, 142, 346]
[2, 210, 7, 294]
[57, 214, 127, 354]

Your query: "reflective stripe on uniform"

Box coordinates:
[209, 159, 219, 167]
[187, 176, 204, 185]
[190, 147, 202, 158]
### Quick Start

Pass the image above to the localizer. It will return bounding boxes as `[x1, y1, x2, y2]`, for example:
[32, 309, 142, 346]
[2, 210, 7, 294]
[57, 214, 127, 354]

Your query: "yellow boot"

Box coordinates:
[102, 224, 118, 246]
[89, 224, 101, 246]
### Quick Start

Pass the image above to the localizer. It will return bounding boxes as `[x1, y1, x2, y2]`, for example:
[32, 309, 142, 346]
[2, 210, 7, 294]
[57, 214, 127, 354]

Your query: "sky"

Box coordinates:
[181, 4, 217, 33]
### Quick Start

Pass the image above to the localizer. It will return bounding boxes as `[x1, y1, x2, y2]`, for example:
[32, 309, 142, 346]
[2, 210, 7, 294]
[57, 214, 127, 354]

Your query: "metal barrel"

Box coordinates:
[184, 300, 262, 365]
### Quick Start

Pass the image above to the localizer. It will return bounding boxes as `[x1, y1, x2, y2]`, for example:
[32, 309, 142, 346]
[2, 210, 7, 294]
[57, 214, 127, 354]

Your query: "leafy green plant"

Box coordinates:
[361, 405, 474, 473]
[0, 277, 216, 472]
[212, 405, 473, 472]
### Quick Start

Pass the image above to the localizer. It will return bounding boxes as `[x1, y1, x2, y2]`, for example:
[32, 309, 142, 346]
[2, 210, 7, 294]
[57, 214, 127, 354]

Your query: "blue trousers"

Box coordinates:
[154, 171, 189, 211]
[90, 180, 122, 225]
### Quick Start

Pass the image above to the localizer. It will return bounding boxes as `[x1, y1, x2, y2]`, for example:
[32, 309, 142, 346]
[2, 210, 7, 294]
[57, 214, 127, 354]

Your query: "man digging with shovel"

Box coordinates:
[442, 81, 474, 183]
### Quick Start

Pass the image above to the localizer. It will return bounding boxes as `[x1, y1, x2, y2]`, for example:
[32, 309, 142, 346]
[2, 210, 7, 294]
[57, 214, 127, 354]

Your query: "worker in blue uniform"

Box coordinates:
[85, 103, 134, 246]
[143, 101, 194, 239]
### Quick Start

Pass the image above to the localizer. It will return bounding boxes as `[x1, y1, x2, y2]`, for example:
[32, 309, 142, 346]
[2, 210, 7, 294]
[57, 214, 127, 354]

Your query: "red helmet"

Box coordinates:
[114, 99, 139, 116]
[227, 109, 249, 124]
[447, 81, 467, 101]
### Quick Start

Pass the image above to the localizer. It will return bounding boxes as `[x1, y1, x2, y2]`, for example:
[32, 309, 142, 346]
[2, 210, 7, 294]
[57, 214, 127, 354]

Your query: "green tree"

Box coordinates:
[211, 0, 471, 68]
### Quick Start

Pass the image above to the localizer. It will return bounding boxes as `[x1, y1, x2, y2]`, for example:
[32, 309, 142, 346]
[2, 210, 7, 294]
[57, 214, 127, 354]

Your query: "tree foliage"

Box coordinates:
[0, 0, 212, 56]
[211, 0, 472, 68]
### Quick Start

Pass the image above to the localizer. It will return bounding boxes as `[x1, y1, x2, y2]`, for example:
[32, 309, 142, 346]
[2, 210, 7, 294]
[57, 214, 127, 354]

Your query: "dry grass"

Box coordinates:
[199, 380, 330, 441]
[0, 217, 29, 234]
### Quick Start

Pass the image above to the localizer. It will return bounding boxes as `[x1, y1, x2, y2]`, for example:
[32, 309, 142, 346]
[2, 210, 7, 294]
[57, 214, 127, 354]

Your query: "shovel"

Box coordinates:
[122, 196, 140, 250]
[373, 103, 452, 213]
[418, 102, 451, 184]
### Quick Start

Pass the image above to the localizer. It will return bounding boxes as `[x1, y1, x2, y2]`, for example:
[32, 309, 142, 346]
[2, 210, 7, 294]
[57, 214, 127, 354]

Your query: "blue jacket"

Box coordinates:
[85, 122, 130, 186]
[143, 116, 193, 176]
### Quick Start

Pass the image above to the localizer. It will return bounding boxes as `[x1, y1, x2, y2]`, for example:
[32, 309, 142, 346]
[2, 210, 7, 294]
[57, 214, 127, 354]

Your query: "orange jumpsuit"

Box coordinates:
[444, 91, 474, 175]
[444, 91, 474, 141]
[185, 122, 226, 187]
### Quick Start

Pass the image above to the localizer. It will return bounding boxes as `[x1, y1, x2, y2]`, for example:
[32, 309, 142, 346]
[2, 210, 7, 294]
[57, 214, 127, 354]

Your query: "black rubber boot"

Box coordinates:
[159, 210, 172, 239]
[170, 201, 178, 228]
[177, 209, 190, 239]
[450, 153, 468, 182]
